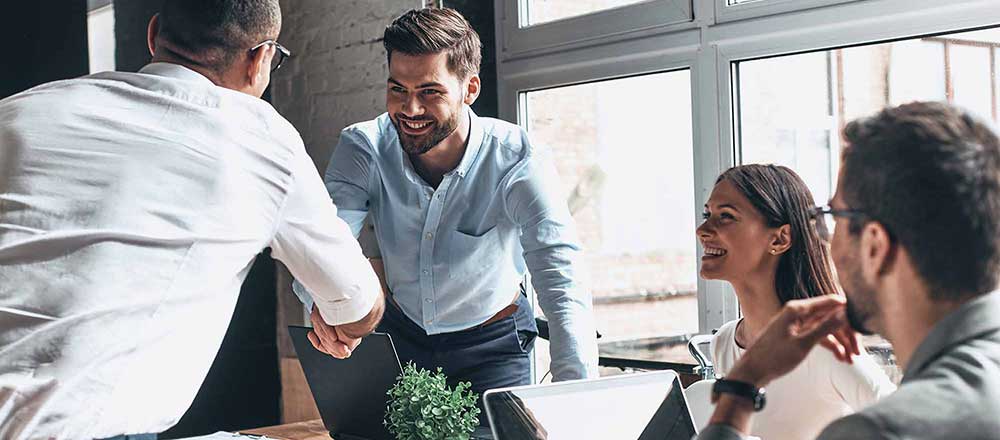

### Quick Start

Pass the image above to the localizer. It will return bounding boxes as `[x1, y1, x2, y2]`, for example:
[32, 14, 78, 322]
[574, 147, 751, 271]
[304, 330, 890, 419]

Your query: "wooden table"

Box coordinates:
[241, 419, 328, 440]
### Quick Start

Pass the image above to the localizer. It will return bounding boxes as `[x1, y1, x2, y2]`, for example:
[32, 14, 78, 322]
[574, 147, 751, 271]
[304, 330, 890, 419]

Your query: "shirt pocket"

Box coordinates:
[448, 226, 504, 279]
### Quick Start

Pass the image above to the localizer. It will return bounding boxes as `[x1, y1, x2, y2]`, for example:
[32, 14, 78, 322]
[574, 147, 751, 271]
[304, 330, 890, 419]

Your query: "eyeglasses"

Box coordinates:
[250, 40, 292, 72]
[809, 205, 871, 242]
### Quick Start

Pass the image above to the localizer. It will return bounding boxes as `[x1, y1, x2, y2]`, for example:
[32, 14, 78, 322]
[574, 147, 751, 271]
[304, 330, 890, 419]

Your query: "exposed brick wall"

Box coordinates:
[272, 0, 423, 172]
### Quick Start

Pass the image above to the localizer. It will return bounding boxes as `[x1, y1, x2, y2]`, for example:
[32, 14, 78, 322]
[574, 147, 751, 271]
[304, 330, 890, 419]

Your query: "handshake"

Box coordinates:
[308, 304, 366, 359]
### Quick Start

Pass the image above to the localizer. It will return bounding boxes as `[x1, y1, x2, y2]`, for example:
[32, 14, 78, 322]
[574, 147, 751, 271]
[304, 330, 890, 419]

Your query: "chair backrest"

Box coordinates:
[684, 379, 717, 431]
[687, 334, 715, 380]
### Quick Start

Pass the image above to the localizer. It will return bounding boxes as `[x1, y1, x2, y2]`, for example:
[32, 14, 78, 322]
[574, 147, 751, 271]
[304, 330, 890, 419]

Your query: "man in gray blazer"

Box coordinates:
[699, 101, 1000, 440]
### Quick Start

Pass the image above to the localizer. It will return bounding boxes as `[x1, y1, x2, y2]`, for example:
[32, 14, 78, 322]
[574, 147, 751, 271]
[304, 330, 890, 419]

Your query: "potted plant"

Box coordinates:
[385, 363, 480, 440]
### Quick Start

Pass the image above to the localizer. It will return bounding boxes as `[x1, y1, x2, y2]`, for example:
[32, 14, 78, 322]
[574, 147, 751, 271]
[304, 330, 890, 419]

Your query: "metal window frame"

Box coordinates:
[496, 0, 1000, 347]
[499, 0, 695, 61]
[715, 0, 864, 24]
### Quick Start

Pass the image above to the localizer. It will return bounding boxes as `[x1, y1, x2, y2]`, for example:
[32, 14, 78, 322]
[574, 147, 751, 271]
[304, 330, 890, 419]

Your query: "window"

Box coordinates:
[735, 26, 1000, 205]
[522, 0, 653, 26]
[87, 1, 115, 73]
[734, 26, 1000, 384]
[499, 0, 1000, 381]
[523, 70, 697, 378]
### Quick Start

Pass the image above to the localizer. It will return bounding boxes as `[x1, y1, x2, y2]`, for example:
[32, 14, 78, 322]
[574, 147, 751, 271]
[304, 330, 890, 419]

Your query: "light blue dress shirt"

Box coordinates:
[294, 108, 598, 380]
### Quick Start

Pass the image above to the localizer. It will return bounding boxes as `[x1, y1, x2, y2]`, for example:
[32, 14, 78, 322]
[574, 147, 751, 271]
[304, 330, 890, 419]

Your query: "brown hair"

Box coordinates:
[841, 102, 1000, 300]
[718, 164, 839, 304]
[383, 8, 481, 79]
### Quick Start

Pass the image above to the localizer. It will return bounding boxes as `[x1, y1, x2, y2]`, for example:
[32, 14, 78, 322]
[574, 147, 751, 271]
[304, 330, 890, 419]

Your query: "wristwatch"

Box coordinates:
[712, 378, 766, 411]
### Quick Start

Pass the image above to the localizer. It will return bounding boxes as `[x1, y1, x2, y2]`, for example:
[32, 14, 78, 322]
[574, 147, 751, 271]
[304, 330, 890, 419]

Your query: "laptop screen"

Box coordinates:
[484, 371, 696, 440]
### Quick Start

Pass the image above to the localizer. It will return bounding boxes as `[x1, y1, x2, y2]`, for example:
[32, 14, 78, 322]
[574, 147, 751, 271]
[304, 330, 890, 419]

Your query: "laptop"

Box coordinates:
[483, 370, 698, 440]
[288, 326, 402, 440]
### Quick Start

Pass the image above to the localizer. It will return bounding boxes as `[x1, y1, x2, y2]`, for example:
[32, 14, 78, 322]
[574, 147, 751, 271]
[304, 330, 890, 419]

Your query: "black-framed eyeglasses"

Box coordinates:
[809, 205, 870, 242]
[250, 39, 292, 72]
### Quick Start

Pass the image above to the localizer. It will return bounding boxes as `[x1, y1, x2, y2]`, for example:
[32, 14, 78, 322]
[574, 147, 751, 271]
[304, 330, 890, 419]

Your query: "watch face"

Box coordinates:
[753, 388, 766, 411]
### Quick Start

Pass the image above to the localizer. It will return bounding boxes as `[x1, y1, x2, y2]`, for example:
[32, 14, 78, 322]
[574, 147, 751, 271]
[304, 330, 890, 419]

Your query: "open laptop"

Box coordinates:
[288, 326, 402, 440]
[483, 370, 697, 440]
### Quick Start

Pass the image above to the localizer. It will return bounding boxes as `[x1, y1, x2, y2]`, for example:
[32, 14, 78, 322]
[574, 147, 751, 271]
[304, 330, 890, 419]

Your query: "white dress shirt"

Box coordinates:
[0, 63, 379, 439]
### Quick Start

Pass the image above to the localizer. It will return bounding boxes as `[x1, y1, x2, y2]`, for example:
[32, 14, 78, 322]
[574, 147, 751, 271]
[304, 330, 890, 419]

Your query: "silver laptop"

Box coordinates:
[483, 370, 697, 440]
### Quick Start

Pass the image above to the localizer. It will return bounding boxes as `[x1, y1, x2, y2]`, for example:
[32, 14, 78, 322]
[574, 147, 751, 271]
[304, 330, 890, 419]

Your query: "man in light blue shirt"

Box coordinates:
[294, 7, 598, 416]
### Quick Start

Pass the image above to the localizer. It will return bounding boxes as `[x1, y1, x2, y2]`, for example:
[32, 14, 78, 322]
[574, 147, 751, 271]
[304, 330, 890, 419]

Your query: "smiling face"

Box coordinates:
[697, 179, 781, 283]
[386, 51, 474, 155]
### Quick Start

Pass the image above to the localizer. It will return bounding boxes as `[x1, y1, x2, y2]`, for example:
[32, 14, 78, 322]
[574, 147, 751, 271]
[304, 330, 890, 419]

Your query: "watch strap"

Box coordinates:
[713, 378, 765, 411]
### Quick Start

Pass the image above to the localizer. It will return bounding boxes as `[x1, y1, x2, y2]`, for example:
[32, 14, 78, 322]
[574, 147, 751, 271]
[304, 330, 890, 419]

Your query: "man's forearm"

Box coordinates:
[544, 302, 599, 380]
[707, 395, 755, 436]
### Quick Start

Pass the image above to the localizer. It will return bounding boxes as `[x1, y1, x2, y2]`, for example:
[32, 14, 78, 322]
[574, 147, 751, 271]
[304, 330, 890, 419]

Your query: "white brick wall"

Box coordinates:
[272, 0, 422, 172]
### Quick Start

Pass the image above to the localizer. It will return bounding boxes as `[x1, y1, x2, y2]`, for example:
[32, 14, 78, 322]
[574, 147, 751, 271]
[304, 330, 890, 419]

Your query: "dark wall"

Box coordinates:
[161, 253, 281, 438]
[445, 0, 498, 118]
[114, 0, 159, 72]
[0, 1, 89, 99]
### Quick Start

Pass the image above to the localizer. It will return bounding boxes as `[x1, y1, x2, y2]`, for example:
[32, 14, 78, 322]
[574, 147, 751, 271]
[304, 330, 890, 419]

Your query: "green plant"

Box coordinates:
[385, 362, 481, 440]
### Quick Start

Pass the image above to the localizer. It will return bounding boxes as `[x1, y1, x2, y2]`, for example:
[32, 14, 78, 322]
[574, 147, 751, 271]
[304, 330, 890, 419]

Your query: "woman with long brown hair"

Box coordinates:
[697, 164, 895, 440]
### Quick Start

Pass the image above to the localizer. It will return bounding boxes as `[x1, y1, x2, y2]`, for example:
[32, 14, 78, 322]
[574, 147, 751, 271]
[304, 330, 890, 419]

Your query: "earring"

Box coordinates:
[769, 249, 777, 255]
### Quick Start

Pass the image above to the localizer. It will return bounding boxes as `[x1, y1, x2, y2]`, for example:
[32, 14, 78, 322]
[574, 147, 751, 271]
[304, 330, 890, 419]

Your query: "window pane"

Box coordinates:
[734, 26, 1000, 385]
[523, 0, 652, 27]
[951, 44, 993, 123]
[737, 51, 836, 203]
[523, 70, 696, 378]
[87, 4, 116, 73]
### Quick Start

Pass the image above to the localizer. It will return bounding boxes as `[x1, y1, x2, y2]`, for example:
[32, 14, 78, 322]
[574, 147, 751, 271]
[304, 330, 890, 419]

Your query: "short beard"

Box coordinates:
[843, 264, 878, 335]
[394, 113, 459, 156]
[845, 297, 874, 335]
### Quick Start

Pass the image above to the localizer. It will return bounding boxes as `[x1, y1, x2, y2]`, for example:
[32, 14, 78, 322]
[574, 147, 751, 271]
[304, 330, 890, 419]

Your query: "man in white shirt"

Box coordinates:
[0, 1, 383, 439]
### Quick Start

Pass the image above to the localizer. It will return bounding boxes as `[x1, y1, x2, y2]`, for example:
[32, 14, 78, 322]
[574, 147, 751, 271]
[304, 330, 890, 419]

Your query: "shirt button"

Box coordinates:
[425, 298, 432, 303]
[425, 232, 433, 240]
[422, 269, 430, 275]
[426, 193, 432, 200]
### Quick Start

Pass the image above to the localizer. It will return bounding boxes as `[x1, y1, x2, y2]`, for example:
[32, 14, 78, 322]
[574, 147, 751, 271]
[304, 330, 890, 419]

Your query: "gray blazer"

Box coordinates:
[699, 291, 1000, 440]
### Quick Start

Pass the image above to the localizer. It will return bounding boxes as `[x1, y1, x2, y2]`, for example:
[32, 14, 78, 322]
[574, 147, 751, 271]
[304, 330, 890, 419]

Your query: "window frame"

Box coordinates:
[495, 0, 1000, 373]
[499, 0, 695, 61]
[715, 0, 864, 23]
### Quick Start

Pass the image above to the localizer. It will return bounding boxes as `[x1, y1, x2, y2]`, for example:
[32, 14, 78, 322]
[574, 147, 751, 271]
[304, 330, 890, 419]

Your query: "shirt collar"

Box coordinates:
[396, 106, 484, 185]
[139, 62, 215, 86]
[453, 107, 484, 178]
[903, 290, 1000, 380]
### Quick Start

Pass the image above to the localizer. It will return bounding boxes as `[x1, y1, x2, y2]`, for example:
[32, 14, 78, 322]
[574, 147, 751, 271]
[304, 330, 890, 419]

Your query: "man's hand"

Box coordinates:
[706, 295, 859, 436]
[308, 305, 363, 359]
[727, 295, 858, 388]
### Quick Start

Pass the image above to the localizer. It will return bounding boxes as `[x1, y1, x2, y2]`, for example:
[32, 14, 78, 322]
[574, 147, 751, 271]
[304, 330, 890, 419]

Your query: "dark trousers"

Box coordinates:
[377, 293, 538, 426]
[98, 435, 156, 440]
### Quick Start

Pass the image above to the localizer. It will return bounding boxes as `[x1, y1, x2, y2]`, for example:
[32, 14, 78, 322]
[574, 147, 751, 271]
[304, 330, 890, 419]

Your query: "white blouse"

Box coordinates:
[711, 319, 896, 440]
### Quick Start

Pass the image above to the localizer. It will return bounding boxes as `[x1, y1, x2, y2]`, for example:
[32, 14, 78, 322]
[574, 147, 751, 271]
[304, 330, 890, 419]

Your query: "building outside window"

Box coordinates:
[524, 71, 697, 378]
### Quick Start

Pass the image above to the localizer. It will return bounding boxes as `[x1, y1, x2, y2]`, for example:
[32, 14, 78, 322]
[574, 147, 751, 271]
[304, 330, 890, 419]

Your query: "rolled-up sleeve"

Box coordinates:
[504, 144, 599, 381]
[271, 144, 380, 326]
[324, 129, 376, 238]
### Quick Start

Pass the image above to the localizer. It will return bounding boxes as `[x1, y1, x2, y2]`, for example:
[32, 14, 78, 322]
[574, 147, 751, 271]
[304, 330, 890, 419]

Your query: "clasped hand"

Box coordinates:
[307, 305, 363, 359]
